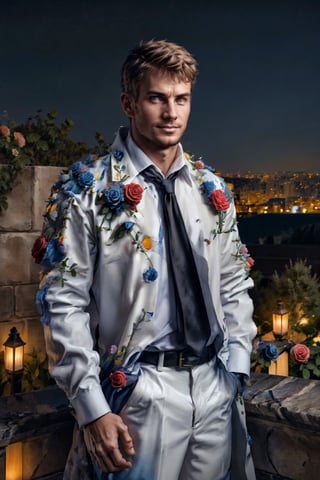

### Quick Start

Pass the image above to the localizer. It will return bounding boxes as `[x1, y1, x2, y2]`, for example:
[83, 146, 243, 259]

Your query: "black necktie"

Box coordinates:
[141, 165, 212, 357]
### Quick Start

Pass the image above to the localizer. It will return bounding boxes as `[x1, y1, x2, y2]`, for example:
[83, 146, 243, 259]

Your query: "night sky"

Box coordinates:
[1, 0, 320, 173]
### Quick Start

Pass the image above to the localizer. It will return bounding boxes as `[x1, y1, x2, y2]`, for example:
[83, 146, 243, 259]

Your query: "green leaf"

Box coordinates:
[302, 368, 311, 379]
[313, 367, 320, 377]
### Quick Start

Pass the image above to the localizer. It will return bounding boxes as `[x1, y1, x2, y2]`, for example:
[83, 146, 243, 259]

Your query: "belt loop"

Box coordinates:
[157, 351, 165, 371]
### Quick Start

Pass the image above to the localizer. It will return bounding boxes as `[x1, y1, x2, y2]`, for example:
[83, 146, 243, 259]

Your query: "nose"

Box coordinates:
[162, 99, 177, 120]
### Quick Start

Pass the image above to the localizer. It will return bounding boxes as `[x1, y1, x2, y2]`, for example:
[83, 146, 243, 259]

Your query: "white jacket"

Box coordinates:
[36, 127, 257, 429]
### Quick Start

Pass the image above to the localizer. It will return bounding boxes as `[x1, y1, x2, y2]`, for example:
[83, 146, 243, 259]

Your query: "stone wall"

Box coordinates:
[0, 373, 319, 479]
[246, 373, 320, 479]
[0, 166, 60, 355]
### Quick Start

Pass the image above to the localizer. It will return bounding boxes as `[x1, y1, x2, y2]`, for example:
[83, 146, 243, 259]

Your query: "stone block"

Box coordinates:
[23, 317, 46, 355]
[15, 284, 38, 318]
[0, 232, 41, 285]
[23, 425, 72, 479]
[33, 166, 61, 231]
[0, 168, 33, 231]
[245, 373, 320, 480]
[0, 286, 14, 321]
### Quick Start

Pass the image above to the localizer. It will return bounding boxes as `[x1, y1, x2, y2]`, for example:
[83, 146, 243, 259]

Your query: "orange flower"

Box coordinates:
[142, 235, 152, 250]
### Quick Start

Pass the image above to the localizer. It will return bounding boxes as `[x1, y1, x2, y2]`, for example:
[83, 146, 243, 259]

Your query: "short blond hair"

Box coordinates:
[121, 39, 199, 99]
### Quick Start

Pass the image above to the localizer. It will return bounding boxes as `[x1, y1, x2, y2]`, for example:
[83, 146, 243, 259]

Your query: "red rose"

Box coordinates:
[124, 183, 144, 209]
[290, 344, 310, 364]
[109, 370, 127, 389]
[32, 235, 48, 264]
[210, 189, 230, 211]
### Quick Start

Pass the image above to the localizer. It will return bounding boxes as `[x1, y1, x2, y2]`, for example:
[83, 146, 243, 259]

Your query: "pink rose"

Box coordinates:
[210, 189, 230, 211]
[241, 244, 248, 254]
[109, 370, 127, 389]
[195, 160, 205, 169]
[0, 125, 10, 137]
[13, 131, 26, 148]
[290, 344, 310, 364]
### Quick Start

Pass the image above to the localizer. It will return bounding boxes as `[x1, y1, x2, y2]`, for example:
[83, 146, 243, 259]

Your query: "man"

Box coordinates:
[32, 39, 257, 479]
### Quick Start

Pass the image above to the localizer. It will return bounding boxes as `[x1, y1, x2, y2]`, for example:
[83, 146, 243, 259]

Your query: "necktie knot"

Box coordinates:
[141, 166, 179, 195]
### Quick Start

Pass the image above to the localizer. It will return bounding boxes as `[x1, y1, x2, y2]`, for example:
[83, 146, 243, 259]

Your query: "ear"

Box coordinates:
[121, 93, 135, 118]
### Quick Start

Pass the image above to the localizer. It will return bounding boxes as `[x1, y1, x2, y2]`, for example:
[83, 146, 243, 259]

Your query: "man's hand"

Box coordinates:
[84, 412, 135, 473]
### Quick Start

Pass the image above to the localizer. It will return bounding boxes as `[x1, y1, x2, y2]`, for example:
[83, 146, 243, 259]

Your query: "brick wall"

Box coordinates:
[0, 166, 60, 354]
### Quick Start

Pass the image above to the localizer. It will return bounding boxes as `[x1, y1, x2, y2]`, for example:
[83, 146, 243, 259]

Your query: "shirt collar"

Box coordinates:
[125, 131, 193, 186]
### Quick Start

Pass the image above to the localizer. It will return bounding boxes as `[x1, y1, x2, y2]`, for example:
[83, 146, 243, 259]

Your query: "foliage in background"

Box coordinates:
[252, 259, 320, 337]
[22, 348, 55, 391]
[0, 121, 28, 211]
[0, 110, 109, 212]
[251, 258, 320, 379]
[0, 348, 55, 396]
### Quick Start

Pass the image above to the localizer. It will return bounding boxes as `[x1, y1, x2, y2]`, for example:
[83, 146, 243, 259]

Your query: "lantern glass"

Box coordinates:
[4, 344, 24, 373]
[272, 300, 289, 338]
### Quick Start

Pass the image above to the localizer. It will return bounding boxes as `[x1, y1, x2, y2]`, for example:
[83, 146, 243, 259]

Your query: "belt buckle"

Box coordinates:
[178, 352, 194, 369]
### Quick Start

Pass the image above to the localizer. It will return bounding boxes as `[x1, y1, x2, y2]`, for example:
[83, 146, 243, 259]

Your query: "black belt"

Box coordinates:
[139, 345, 215, 369]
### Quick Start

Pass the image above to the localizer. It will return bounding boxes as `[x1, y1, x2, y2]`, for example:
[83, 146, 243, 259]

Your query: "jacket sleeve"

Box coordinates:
[218, 198, 257, 376]
[36, 188, 111, 428]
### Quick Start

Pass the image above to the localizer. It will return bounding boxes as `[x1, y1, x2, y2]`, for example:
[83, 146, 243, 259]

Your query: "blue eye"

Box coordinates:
[176, 96, 187, 105]
[149, 95, 160, 103]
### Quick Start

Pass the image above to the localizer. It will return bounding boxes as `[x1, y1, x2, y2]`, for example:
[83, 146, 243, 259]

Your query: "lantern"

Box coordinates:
[272, 300, 289, 340]
[3, 327, 26, 394]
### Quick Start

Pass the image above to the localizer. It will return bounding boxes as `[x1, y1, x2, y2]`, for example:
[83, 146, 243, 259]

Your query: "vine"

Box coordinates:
[0, 110, 109, 213]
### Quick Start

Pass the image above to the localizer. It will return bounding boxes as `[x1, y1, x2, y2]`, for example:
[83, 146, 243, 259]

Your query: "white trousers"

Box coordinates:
[111, 357, 238, 480]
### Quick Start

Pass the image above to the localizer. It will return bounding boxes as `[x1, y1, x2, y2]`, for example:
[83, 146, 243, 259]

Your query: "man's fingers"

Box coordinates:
[118, 423, 135, 456]
[84, 413, 135, 473]
[107, 446, 133, 471]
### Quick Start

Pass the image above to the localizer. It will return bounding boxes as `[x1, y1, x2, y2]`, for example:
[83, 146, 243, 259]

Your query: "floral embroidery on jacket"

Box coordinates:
[32, 147, 254, 326]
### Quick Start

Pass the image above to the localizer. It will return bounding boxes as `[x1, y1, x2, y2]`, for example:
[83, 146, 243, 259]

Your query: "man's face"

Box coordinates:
[121, 69, 192, 154]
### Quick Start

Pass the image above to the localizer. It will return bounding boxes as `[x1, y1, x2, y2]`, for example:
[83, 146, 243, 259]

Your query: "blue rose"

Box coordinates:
[113, 149, 124, 161]
[78, 171, 94, 188]
[62, 180, 81, 196]
[264, 343, 278, 361]
[201, 181, 215, 199]
[85, 154, 96, 166]
[36, 285, 50, 325]
[42, 239, 65, 269]
[143, 267, 158, 283]
[103, 184, 124, 212]
[60, 173, 70, 183]
[69, 161, 83, 176]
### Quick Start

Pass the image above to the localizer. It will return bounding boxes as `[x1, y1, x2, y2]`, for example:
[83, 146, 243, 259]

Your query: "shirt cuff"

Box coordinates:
[70, 384, 111, 428]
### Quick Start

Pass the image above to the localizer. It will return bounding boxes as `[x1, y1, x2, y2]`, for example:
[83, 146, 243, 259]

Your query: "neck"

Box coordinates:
[130, 133, 180, 175]
[148, 148, 179, 175]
